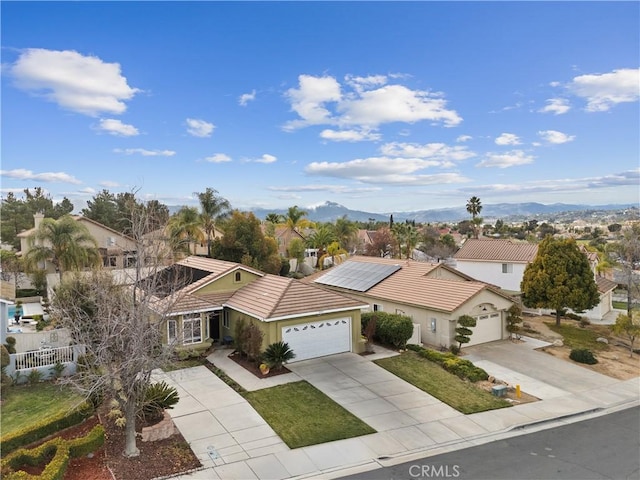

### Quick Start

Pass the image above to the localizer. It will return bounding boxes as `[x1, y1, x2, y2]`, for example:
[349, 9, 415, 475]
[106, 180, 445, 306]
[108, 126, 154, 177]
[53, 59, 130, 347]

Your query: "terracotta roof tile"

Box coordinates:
[596, 275, 617, 294]
[226, 274, 366, 321]
[453, 239, 538, 263]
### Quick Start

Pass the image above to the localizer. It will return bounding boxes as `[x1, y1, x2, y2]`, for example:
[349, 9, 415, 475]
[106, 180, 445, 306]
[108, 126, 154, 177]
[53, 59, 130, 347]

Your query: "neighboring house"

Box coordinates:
[307, 256, 516, 349]
[18, 213, 139, 271]
[144, 225, 225, 259]
[354, 229, 376, 255]
[269, 226, 307, 257]
[145, 256, 367, 361]
[452, 238, 617, 321]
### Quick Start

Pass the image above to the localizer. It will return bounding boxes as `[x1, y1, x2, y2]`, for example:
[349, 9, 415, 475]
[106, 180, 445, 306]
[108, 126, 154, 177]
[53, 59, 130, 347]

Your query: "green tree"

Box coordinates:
[167, 206, 205, 256]
[607, 222, 640, 314]
[334, 215, 358, 252]
[611, 312, 640, 358]
[466, 196, 483, 239]
[287, 238, 306, 273]
[521, 237, 600, 326]
[306, 223, 336, 260]
[194, 188, 231, 257]
[265, 213, 284, 225]
[0, 250, 23, 285]
[506, 305, 523, 340]
[24, 215, 100, 274]
[81, 190, 120, 231]
[455, 314, 477, 350]
[285, 205, 312, 232]
[211, 211, 281, 274]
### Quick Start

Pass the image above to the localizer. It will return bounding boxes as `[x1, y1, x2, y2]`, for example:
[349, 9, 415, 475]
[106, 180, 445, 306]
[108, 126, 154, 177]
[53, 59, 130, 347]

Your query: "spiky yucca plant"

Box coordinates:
[140, 381, 180, 421]
[263, 341, 295, 371]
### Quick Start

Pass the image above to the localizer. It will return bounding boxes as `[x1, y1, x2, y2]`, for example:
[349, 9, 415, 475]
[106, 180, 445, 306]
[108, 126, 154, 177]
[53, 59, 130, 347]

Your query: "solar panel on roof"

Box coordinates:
[315, 261, 401, 292]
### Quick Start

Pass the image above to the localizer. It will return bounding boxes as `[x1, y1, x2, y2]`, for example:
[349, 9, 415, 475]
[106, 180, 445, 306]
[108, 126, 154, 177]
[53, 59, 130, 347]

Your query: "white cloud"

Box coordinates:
[256, 154, 277, 164]
[495, 133, 521, 146]
[78, 187, 96, 194]
[305, 156, 470, 185]
[283, 75, 342, 130]
[283, 74, 461, 132]
[538, 130, 575, 144]
[99, 180, 121, 188]
[114, 148, 176, 156]
[379, 142, 475, 163]
[456, 135, 472, 142]
[269, 185, 382, 194]
[320, 129, 381, 142]
[239, 90, 256, 106]
[204, 153, 232, 163]
[96, 118, 139, 136]
[568, 68, 640, 112]
[9, 48, 139, 116]
[539, 98, 571, 115]
[476, 150, 535, 168]
[0, 168, 82, 184]
[186, 118, 215, 137]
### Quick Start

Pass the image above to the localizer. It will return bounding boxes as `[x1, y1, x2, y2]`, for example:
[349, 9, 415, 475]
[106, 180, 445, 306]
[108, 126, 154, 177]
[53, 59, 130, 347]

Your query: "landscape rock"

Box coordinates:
[552, 339, 564, 347]
[596, 337, 609, 344]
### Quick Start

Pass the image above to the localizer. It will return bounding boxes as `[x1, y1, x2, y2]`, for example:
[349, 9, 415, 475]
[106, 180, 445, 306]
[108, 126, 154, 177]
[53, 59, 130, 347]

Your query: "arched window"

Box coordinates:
[234, 271, 241, 282]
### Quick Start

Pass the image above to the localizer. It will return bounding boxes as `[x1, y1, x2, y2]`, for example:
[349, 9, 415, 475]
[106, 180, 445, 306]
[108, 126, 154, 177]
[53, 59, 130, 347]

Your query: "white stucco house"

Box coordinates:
[452, 239, 618, 322]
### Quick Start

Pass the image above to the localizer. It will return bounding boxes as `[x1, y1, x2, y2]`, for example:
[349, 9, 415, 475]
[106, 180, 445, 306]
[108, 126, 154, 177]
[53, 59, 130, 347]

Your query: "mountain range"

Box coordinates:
[250, 201, 638, 224]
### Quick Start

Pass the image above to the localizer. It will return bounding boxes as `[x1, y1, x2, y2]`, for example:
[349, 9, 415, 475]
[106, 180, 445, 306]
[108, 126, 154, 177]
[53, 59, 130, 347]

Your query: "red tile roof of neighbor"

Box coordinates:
[313, 255, 509, 313]
[596, 275, 618, 294]
[453, 239, 539, 263]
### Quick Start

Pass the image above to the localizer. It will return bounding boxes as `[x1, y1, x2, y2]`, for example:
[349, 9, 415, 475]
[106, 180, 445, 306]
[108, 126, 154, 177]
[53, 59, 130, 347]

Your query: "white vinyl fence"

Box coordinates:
[5, 345, 85, 383]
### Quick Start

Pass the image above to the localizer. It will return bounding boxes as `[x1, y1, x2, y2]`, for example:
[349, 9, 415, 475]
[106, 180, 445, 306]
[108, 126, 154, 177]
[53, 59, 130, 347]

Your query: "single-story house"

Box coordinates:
[146, 256, 368, 361]
[306, 256, 516, 348]
[452, 239, 618, 321]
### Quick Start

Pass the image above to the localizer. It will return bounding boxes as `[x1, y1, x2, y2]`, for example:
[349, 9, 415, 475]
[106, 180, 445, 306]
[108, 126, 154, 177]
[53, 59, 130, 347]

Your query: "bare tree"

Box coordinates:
[52, 201, 188, 457]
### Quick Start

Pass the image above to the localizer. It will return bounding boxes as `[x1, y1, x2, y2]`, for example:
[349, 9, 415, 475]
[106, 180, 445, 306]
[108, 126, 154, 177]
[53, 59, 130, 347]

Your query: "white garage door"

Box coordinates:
[467, 313, 502, 346]
[282, 318, 352, 362]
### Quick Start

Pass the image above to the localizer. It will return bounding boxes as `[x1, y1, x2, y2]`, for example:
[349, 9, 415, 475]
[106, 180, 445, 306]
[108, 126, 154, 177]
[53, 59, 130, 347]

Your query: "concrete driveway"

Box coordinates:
[464, 337, 620, 399]
[287, 353, 462, 433]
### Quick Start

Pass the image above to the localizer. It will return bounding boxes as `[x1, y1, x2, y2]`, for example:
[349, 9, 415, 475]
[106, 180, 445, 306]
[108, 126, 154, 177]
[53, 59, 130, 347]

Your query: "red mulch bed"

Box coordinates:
[7, 403, 201, 480]
[228, 351, 292, 378]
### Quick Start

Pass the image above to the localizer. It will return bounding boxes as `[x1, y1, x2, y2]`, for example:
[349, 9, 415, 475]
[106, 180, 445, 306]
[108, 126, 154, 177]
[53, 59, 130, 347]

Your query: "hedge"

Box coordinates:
[1, 424, 104, 480]
[362, 312, 414, 349]
[0, 402, 94, 454]
[407, 344, 489, 382]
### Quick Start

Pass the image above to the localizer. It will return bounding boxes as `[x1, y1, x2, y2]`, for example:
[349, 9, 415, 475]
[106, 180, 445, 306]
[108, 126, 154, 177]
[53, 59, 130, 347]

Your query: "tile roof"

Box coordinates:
[596, 275, 618, 294]
[453, 239, 539, 263]
[176, 257, 264, 294]
[314, 256, 505, 313]
[226, 274, 366, 321]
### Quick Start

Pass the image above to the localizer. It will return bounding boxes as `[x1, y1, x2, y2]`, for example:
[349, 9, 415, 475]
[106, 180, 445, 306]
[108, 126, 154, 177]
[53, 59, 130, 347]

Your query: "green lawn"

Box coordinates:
[244, 381, 375, 448]
[1, 383, 85, 437]
[375, 352, 511, 414]
[545, 322, 610, 351]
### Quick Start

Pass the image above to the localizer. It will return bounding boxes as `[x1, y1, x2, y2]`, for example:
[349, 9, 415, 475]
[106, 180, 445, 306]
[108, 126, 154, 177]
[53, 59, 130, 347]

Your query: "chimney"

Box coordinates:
[34, 212, 45, 229]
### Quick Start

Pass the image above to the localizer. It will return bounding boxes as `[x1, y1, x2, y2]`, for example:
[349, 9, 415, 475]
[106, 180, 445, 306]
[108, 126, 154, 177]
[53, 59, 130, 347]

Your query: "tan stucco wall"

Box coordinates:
[194, 270, 262, 295]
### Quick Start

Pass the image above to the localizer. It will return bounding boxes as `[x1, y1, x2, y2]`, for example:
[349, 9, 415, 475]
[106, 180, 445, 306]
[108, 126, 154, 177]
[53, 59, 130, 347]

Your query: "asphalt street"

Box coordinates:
[339, 406, 640, 480]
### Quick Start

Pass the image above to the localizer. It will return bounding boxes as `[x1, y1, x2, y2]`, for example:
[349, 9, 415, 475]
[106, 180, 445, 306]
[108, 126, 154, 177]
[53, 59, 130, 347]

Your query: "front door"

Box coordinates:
[209, 312, 221, 341]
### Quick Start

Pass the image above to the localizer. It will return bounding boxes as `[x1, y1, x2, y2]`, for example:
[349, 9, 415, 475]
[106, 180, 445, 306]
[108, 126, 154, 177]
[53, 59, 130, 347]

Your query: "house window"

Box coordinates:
[125, 255, 136, 268]
[183, 314, 202, 345]
[430, 318, 437, 332]
[168, 319, 177, 343]
[103, 256, 117, 268]
[234, 271, 241, 283]
[373, 304, 383, 312]
[501, 263, 513, 274]
[223, 311, 230, 329]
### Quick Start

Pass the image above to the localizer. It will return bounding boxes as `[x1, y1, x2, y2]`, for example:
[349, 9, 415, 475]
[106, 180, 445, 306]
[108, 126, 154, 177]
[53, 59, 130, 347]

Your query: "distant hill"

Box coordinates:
[249, 201, 637, 223]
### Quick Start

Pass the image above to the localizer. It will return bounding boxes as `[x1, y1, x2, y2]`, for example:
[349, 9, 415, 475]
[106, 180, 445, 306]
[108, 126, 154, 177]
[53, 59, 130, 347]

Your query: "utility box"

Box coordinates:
[492, 385, 508, 397]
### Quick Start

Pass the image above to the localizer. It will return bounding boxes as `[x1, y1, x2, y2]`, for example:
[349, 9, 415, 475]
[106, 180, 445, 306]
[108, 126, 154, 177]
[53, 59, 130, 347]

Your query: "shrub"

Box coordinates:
[455, 315, 476, 349]
[243, 323, 264, 362]
[362, 312, 413, 349]
[566, 312, 583, 321]
[5, 336, 16, 354]
[569, 348, 598, 365]
[140, 381, 180, 421]
[27, 369, 44, 385]
[406, 344, 488, 382]
[234, 318, 247, 356]
[262, 341, 295, 370]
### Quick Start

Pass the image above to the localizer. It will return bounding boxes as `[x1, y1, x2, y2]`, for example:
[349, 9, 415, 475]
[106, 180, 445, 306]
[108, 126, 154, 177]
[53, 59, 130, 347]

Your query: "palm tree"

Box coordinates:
[167, 206, 205, 256]
[24, 215, 100, 274]
[466, 196, 483, 239]
[306, 224, 336, 260]
[285, 205, 312, 232]
[265, 213, 284, 225]
[195, 188, 231, 257]
[334, 215, 358, 253]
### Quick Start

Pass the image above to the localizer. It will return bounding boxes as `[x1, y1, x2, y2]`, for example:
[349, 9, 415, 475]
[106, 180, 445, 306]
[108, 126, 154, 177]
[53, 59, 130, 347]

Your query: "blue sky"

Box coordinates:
[2, 1, 639, 215]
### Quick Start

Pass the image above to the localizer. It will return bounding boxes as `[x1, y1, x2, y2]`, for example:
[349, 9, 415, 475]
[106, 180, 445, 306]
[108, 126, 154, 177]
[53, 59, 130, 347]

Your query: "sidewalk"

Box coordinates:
[160, 346, 640, 480]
